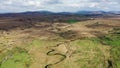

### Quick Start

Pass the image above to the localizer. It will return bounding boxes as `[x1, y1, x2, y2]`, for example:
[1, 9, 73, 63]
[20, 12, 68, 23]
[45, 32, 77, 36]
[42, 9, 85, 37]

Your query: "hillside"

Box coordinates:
[0, 15, 120, 68]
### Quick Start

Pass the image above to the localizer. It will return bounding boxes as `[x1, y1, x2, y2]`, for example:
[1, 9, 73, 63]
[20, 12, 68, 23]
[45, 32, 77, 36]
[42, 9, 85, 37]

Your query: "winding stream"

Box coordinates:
[45, 42, 67, 68]
[45, 39, 78, 68]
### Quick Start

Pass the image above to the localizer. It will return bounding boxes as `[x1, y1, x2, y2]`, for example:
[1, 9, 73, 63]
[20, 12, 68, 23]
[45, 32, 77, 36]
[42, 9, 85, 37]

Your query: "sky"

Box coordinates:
[0, 0, 120, 13]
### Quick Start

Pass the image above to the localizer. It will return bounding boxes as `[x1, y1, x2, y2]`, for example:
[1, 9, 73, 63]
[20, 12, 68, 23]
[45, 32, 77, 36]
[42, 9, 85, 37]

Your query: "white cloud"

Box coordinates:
[26, 1, 41, 7]
[89, 3, 98, 8]
[0, 0, 120, 13]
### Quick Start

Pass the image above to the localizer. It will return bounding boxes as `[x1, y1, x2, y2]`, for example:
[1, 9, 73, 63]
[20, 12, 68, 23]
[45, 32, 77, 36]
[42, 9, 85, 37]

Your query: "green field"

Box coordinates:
[100, 28, 120, 68]
[0, 47, 31, 68]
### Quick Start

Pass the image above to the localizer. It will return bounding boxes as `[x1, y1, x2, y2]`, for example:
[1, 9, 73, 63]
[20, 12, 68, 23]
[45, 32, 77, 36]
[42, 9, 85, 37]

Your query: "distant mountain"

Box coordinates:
[0, 11, 120, 17]
[74, 11, 120, 16]
[108, 11, 120, 14]
[0, 11, 55, 17]
[21, 11, 54, 15]
[76, 11, 108, 15]
[75, 11, 95, 14]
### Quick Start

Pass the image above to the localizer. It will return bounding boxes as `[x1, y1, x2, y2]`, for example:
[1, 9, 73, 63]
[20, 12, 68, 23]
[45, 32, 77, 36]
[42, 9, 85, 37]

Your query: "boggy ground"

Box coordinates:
[0, 19, 120, 68]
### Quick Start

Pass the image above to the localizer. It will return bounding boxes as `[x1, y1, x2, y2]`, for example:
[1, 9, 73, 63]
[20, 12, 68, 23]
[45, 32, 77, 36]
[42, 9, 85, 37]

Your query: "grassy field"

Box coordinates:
[100, 28, 120, 68]
[0, 47, 31, 68]
[67, 19, 79, 24]
[68, 38, 110, 68]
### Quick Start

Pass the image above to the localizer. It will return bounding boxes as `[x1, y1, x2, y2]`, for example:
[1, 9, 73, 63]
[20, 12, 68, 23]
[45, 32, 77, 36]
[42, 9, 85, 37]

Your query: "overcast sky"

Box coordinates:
[0, 0, 120, 13]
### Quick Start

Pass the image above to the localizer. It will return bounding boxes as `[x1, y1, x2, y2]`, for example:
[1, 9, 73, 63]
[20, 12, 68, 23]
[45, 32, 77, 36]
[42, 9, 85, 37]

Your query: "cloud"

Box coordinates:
[0, 0, 120, 13]
[45, 0, 62, 4]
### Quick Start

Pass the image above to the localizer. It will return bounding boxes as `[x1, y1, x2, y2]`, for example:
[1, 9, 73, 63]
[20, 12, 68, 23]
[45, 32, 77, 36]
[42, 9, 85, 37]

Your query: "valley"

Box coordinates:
[0, 16, 120, 68]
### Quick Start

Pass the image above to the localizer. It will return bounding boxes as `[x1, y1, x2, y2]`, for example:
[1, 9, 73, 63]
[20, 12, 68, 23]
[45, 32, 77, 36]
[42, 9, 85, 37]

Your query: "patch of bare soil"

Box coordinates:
[85, 22, 114, 29]
[58, 30, 80, 40]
